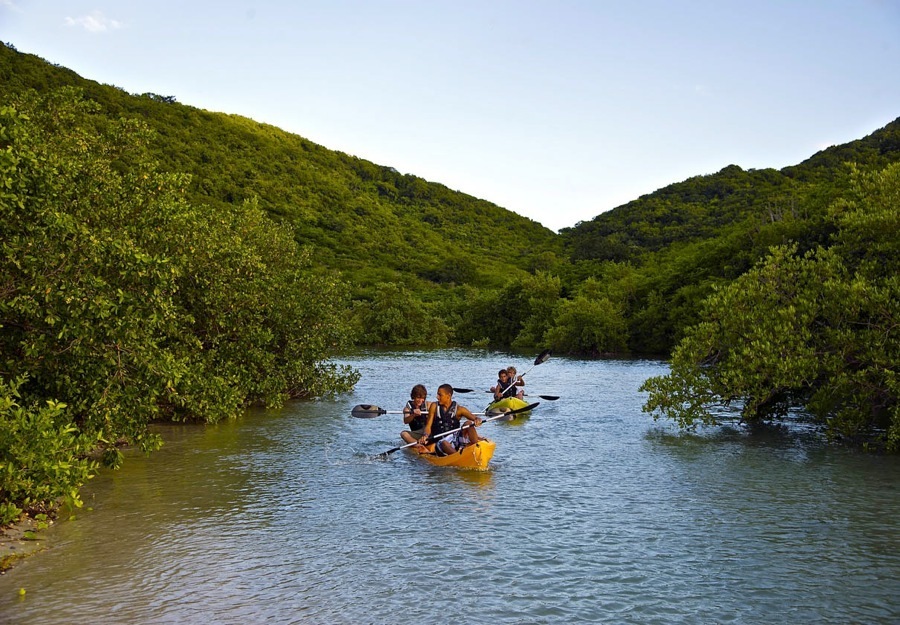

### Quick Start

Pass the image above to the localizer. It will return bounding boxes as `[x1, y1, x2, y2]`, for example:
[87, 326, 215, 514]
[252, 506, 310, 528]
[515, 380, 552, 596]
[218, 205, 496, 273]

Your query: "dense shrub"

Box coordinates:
[0, 89, 359, 515]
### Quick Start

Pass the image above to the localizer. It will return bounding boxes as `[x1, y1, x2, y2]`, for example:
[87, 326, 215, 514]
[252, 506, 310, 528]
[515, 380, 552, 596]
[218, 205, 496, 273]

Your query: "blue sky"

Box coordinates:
[2, 1, 899, 231]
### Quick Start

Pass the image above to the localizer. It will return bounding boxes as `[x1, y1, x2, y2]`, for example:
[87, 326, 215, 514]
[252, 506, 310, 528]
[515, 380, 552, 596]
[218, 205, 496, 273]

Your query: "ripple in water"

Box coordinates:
[1, 350, 899, 624]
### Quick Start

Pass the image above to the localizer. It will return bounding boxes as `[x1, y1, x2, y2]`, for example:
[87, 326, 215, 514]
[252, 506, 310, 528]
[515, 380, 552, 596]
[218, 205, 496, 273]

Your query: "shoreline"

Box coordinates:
[0, 516, 51, 573]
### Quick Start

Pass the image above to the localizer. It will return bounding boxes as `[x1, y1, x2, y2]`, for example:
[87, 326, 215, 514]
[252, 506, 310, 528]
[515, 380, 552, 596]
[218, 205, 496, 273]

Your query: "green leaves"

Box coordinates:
[544, 294, 628, 355]
[351, 282, 449, 347]
[642, 165, 900, 450]
[171, 197, 359, 408]
[0, 87, 361, 516]
[0, 376, 95, 525]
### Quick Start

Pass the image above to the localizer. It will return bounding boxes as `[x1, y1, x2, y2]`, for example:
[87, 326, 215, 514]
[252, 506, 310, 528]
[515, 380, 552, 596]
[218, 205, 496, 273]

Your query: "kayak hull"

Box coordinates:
[486, 397, 531, 413]
[408, 439, 496, 470]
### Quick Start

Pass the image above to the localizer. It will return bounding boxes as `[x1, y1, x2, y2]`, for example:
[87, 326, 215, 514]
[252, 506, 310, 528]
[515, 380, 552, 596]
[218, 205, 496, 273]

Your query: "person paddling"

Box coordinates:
[420, 384, 482, 456]
[506, 366, 525, 399]
[491, 369, 511, 401]
[491, 367, 523, 401]
[400, 384, 430, 448]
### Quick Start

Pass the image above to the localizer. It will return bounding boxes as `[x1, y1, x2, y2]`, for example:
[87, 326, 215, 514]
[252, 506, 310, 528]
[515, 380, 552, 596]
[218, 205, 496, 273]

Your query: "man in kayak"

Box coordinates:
[400, 384, 430, 447]
[419, 384, 482, 456]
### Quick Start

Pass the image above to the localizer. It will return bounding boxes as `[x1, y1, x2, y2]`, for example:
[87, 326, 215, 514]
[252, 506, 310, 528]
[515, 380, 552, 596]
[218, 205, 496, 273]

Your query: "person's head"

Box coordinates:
[507, 366, 517, 376]
[436, 383, 454, 405]
[498, 369, 509, 381]
[410, 384, 427, 400]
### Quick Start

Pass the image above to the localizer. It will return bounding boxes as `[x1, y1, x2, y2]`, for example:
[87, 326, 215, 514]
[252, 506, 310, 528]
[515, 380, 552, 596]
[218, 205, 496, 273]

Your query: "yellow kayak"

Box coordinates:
[486, 396, 531, 414]
[407, 439, 496, 470]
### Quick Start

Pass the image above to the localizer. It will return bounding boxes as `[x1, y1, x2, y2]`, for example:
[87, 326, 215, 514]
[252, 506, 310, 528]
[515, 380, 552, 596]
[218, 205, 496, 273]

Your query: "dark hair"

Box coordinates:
[438, 383, 453, 395]
[498, 369, 507, 377]
[410, 384, 427, 399]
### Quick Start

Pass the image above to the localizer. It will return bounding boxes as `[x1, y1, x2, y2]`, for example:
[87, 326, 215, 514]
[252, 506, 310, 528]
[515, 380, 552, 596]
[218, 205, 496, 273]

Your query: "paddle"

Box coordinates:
[350, 402, 536, 419]
[521, 348, 552, 376]
[481, 390, 559, 400]
[374, 401, 539, 458]
[351, 404, 400, 418]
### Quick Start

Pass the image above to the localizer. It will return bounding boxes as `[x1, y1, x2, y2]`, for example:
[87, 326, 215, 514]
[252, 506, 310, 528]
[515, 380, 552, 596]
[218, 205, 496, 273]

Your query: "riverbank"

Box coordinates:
[0, 516, 50, 573]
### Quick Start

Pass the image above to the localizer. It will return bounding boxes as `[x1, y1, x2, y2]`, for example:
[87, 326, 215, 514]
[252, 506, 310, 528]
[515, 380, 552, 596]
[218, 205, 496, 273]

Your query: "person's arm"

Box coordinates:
[403, 402, 424, 425]
[457, 405, 481, 426]
[420, 404, 436, 443]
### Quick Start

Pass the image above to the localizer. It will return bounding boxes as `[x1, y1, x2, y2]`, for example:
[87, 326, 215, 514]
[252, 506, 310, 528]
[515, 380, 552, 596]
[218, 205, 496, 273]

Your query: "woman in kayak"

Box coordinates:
[419, 384, 482, 456]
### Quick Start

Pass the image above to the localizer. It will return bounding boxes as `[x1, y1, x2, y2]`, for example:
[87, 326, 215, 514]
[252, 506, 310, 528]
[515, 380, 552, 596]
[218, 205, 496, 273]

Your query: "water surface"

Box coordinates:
[1, 350, 898, 624]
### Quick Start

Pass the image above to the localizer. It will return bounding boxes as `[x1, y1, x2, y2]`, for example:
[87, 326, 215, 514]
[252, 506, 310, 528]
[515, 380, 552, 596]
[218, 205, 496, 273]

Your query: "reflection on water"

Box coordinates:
[1, 349, 899, 624]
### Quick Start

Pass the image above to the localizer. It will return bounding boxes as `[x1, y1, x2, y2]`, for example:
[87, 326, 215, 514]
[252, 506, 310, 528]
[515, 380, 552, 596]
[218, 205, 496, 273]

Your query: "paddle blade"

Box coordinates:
[350, 404, 386, 418]
[376, 446, 402, 458]
[533, 349, 552, 366]
[453, 388, 475, 393]
[515, 401, 540, 414]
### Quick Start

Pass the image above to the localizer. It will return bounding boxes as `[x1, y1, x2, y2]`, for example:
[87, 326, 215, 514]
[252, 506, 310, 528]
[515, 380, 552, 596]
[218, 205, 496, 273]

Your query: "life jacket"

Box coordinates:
[406, 399, 428, 431]
[431, 401, 459, 437]
[497, 379, 517, 398]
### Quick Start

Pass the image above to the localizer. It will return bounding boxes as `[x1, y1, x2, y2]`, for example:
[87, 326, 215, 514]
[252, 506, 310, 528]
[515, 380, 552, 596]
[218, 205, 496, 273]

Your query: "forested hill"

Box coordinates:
[561, 117, 900, 262]
[0, 42, 559, 293]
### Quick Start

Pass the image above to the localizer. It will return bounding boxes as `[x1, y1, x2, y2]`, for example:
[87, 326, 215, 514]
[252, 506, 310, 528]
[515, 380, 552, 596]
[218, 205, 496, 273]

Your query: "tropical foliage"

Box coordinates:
[0, 377, 94, 525]
[641, 165, 899, 450]
[0, 86, 358, 521]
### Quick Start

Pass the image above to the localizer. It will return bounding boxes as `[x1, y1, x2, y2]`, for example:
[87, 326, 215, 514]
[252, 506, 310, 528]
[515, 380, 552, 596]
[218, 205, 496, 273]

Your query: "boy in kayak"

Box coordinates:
[491, 368, 512, 400]
[419, 384, 483, 456]
[400, 384, 430, 448]
[491, 368, 524, 400]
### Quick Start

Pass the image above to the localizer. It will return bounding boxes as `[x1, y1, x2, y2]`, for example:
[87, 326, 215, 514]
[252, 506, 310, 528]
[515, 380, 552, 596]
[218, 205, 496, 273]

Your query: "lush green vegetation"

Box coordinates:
[0, 33, 898, 524]
[641, 164, 899, 449]
[0, 85, 358, 523]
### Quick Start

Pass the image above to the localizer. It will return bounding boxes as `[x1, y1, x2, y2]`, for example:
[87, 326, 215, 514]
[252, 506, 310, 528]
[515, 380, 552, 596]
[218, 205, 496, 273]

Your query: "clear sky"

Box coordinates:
[2, 1, 899, 231]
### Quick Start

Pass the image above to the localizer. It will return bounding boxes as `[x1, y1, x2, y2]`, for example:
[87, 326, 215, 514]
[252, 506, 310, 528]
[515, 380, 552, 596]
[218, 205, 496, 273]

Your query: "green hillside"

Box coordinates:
[561, 119, 900, 263]
[555, 119, 900, 352]
[0, 41, 560, 294]
[554, 118, 899, 449]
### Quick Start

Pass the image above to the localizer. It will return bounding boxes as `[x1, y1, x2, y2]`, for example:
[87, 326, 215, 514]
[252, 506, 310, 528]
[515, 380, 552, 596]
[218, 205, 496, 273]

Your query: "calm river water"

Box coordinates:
[1, 349, 898, 624]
